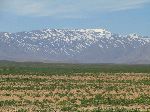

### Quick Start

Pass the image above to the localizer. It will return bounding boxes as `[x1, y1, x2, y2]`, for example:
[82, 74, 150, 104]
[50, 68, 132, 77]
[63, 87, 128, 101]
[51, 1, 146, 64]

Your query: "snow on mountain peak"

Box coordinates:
[0, 28, 150, 63]
[129, 33, 139, 38]
[79, 28, 110, 34]
[91, 29, 107, 33]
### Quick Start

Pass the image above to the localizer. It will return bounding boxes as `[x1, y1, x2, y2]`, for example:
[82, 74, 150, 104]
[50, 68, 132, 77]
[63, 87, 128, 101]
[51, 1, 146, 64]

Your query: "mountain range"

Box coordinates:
[0, 28, 150, 64]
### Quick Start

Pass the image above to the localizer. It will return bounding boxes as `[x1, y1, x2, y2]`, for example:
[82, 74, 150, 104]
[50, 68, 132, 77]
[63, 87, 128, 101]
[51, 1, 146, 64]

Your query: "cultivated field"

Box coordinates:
[0, 61, 150, 112]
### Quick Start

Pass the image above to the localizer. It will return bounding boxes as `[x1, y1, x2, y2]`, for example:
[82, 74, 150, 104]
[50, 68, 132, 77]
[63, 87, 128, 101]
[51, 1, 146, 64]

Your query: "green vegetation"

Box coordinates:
[0, 61, 150, 111]
[0, 61, 150, 75]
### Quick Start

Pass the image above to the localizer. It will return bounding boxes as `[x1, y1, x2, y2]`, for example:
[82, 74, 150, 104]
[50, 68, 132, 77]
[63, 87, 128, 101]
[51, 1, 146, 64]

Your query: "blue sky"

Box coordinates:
[0, 0, 150, 36]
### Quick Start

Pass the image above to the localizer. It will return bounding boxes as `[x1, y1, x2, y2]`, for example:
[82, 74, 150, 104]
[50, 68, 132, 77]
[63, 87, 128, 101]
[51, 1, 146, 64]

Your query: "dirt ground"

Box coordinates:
[0, 73, 150, 112]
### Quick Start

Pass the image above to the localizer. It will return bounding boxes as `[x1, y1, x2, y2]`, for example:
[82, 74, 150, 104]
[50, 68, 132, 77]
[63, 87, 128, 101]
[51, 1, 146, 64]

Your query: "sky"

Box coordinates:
[0, 0, 150, 36]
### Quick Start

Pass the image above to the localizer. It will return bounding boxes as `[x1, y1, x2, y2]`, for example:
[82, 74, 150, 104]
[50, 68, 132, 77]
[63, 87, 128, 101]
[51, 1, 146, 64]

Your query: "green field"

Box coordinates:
[0, 61, 150, 75]
[0, 61, 150, 112]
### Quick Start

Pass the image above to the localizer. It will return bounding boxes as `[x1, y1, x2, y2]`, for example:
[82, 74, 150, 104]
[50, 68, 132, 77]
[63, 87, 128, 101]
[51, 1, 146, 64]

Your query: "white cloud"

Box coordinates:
[0, 0, 149, 17]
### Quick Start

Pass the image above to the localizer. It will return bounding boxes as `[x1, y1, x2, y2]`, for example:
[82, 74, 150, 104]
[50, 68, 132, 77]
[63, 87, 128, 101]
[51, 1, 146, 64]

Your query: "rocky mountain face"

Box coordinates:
[0, 29, 150, 64]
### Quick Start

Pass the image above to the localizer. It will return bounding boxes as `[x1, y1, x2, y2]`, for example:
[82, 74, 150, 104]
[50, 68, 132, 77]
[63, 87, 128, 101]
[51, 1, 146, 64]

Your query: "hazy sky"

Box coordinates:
[0, 0, 150, 36]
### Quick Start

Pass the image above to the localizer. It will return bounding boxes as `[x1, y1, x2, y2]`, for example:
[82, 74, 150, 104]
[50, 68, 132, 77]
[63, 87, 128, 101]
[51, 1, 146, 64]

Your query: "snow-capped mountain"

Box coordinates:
[0, 28, 150, 64]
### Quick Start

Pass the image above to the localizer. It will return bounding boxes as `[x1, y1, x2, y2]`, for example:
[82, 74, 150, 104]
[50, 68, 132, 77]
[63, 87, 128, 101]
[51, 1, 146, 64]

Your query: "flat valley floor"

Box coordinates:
[0, 62, 150, 112]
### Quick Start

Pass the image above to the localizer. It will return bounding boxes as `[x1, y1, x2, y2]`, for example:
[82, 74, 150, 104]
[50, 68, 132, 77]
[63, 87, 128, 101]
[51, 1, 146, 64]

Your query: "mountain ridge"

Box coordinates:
[0, 28, 150, 64]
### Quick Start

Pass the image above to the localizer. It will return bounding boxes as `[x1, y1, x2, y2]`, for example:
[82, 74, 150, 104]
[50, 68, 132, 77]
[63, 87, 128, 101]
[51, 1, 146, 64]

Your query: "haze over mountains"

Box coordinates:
[0, 28, 150, 64]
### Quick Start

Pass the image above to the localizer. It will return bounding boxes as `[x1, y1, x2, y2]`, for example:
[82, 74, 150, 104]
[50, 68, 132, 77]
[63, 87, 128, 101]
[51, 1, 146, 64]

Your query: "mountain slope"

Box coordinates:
[0, 29, 150, 63]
